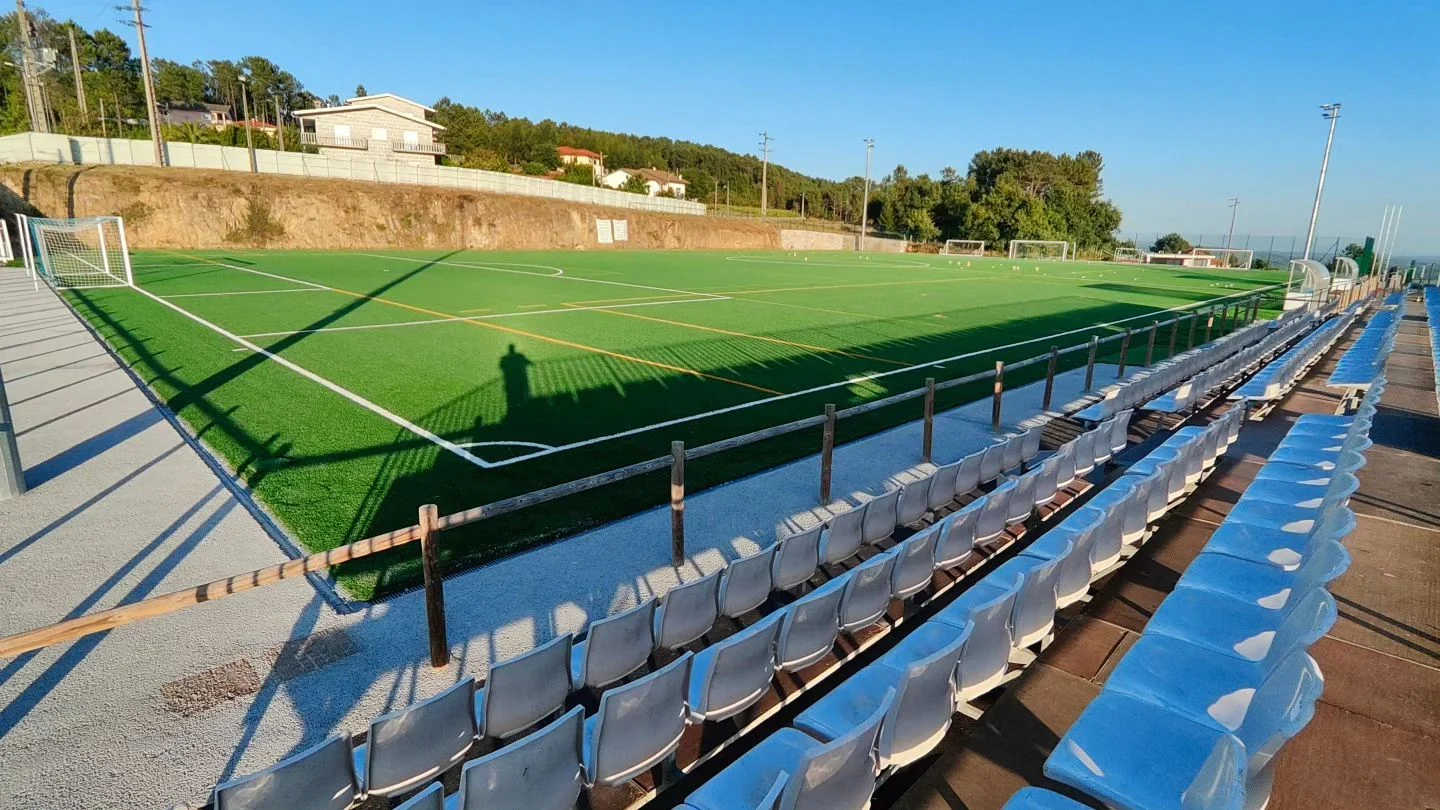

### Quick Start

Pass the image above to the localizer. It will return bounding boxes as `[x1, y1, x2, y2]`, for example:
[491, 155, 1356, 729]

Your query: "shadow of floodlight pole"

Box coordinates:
[0, 366, 26, 500]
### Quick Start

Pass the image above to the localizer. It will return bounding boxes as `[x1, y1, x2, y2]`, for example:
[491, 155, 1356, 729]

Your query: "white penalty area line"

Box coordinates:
[132, 285, 501, 470]
[479, 281, 1289, 469]
[353, 252, 730, 301]
[161, 288, 327, 299]
[234, 295, 731, 339]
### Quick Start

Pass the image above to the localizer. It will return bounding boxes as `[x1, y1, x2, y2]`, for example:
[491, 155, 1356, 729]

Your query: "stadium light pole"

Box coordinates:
[859, 138, 874, 251]
[1302, 103, 1341, 260]
[1224, 197, 1239, 250]
[238, 74, 257, 173]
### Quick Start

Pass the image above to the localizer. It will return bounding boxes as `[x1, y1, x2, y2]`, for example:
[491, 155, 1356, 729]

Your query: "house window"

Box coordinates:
[403, 131, 419, 145]
[372, 127, 389, 141]
[333, 124, 352, 140]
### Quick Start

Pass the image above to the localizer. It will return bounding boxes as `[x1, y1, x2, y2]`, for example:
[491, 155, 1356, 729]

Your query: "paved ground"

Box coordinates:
[0, 267, 1116, 809]
[888, 294, 1440, 810]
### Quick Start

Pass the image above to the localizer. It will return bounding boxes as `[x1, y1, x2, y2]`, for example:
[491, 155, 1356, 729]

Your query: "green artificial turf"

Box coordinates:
[63, 249, 1288, 600]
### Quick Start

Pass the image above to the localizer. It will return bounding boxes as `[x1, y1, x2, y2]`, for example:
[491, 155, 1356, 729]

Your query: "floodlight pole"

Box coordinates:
[859, 138, 874, 251]
[1374, 206, 1392, 277]
[1225, 197, 1239, 251]
[1380, 206, 1403, 284]
[1302, 104, 1341, 260]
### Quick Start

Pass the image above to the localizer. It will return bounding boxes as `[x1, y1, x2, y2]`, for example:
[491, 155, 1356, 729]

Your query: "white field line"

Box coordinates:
[131, 286, 499, 470]
[479, 282, 1289, 468]
[161, 288, 326, 299]
[353, 252, 729, 300]
[236, 295, 731, 339]
[724, 255, 934, 269]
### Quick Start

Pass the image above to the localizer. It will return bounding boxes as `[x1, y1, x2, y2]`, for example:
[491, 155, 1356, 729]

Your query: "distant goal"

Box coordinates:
[1191, 247, 1254, 270]
[941, 239, 986, 256]
[20, 215, 134, 290]
[1114, 246, 1142, 263]
[1008, 240, 1069, 261]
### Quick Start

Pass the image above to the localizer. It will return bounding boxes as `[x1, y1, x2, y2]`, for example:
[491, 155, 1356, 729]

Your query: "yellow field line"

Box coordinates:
[162, 251, 783, 397]
[561, 292, 703, 306]
[574, 304, 911, 367]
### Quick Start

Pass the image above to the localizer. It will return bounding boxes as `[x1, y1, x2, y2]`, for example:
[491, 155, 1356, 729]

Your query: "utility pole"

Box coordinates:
[15, 1, 50, 133]
[68, 26, 87, 118]
[800, 192, 806, 220]
[273, 95, 284, 151]
[758, 131, 771, 216]
[859, 138, 875, 251]
[123, 0, 165, 166]
[98, 95, 107, 138]
[1224, 197, 1239, 250]
[1302, 103, 1341, 260]
[238, 75, 257, 172]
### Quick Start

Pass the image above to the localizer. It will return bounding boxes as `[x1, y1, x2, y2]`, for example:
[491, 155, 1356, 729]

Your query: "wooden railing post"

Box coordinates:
[922, 378, 935, 463]
[1084, 336, 1099, 391]
[819, 404, 836, 503]
[1145, 321, 1158, 367]
[991, 361, 1004, 432]
[1116, 328, 1132, 377]
[418, 504, 449, 668]
[670, 441, 686, 566]
[1168, 317, 1179, 359]
[1187, 313, 1198, 348]
[1042, 346, 1058, 410]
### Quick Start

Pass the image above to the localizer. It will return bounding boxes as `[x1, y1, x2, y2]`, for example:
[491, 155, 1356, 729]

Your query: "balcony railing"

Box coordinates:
[300, 132, 370, 150]
[391, 141, 447, 155]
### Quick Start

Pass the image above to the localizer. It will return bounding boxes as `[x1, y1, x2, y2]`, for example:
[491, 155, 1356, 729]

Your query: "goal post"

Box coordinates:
[1008, 240, 1070, 261]
[942, 239, 986, 256]
[26, 215, 134, 290]
[1114, 246, 1142, 263]
[1190, 247, 1254, 270]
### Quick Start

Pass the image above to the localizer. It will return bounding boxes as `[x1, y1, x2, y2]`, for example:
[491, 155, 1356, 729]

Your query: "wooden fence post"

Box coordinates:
[670, 441, 686, 567]
[991, 361, 1004, 432]
[1145, 321, 1158, 366]
[820, 404, 836, 503]
[922, 378, 935, 463]
[1187, 313, 1198, 348]
[1168, 318, 1179, 359]
[418, 504, 449, 668]
[1084, 336, 1099, 391]
[1042, 346, 1058, 410]
[1116, 328, 1132, 377]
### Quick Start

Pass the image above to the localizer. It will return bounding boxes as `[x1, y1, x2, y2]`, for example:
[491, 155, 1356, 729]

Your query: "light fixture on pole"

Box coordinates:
[238, 74, 257, 173]
[1224, 197, 1239, 250]
[859, 138, 874, 251]
[1302, 103, 1341, 260]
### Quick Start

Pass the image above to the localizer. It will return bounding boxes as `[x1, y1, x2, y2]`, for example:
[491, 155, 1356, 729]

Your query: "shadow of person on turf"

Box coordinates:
[499, 343, 533, 417]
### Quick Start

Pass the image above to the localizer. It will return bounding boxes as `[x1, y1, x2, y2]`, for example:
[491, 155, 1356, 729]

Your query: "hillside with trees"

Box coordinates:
[0, 9, 1122, 251]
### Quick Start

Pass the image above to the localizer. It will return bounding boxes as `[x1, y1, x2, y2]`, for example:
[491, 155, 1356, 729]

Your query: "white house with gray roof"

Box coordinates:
[293, 93, 446, 165]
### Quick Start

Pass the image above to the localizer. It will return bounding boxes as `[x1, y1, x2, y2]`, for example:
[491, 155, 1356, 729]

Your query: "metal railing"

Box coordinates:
[299, 132, 370, 150]
[391, 141, 447, 155]
[0, 286, 1297, 664]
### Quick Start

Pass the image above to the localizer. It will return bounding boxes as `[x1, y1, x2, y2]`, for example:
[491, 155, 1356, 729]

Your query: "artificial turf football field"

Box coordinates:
[63, 249, 1288, 599]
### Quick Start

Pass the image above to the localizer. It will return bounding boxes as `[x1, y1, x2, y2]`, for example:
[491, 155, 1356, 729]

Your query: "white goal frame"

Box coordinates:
[1008, 239, 1070, 261]
[21, 214, 134, 290]
[942, 239, 986, 256]
[1191, 247, 1254, 270]
[1114, 246, 1141, 263]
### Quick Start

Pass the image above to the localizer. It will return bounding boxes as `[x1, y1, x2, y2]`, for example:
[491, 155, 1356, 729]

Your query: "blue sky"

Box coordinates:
[49, 0, 1439, 253]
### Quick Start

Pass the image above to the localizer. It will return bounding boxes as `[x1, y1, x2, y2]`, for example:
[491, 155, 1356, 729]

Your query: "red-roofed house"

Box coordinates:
[557, 146, 604, 173]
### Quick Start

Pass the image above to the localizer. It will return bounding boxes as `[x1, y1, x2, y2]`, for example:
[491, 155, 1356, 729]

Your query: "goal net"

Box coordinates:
[1008, 240, 1069, 261]
[1113, 247, 1142, 263]
[1190, 247, 1254, 270]
[942, 239, 985, 256]
[23, 215, 133, 289]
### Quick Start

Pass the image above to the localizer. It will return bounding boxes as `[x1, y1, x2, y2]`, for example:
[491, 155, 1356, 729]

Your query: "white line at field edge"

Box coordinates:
[353, 252, 729, 300]
[161, 288, 326, 299]
[132, 285, 498, 470]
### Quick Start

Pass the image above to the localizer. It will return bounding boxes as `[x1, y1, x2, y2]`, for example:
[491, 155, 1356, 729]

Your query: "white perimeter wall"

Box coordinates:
[0, 132, 708, 217]
[780, 228, 908, 253]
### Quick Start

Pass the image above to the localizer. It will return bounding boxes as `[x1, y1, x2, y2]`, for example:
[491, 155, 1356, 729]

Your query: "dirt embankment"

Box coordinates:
[0, 164, 783, 251]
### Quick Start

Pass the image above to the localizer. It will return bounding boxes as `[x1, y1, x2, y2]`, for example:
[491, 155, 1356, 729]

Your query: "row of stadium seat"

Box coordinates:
[209, 415, 1134, 808]
[1229, 309, 1354, 403]
[678, 409, 1247, 810]
[1073, 311, 1302, 423]
[1026, 381, 1385, 810]
[1141, 310, 1321, 414]
[1427, 288, 1440, 405]
[1327, 292, 1404, 388]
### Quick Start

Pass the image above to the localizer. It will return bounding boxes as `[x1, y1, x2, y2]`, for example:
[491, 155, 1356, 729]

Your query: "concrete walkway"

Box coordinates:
[0, 267, 1114, 809]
